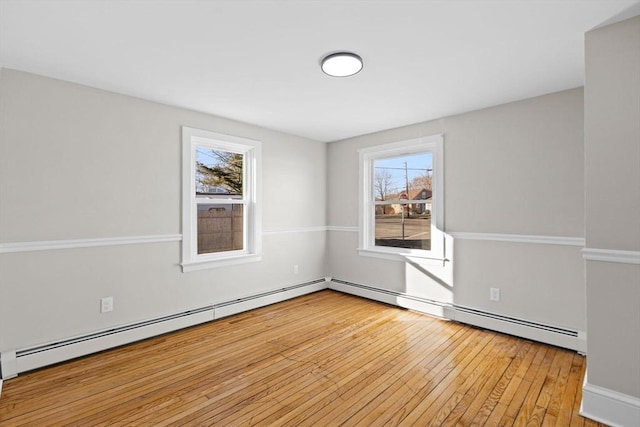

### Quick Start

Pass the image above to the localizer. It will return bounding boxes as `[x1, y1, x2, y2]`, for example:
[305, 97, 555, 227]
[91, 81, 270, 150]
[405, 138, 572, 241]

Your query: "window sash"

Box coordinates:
[358, 135, 444, 261]
[182, 127, 261, 272]
[190, 143, 251, 260]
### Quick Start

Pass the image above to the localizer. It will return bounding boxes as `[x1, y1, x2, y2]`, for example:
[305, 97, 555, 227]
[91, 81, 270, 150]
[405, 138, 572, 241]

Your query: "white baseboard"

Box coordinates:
[581, 380, 640, 427]
[1, 279, 328, 380]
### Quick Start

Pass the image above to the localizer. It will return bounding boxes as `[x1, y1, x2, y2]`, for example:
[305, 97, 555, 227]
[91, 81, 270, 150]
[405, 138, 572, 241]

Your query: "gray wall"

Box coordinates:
[585, 16, 640, 399]
[0, 69, 327, 352]
[327, 88, 586, 331]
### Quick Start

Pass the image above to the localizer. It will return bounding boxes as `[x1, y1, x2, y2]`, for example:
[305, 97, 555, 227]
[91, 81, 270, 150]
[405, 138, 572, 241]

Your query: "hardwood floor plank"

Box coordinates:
[0, 290, 604, 426]
[68, 294, 388, 425]
[152, 302, 419, 425]
[437, 338, 521, 426]
[6, 291, 327, 399]
[541, 350, 574, 426]
[165, 309, 430, 426]
[460, 339, 530, 425]
[570, 357, 589, 427]
[500, 345, 552, 423]
[3, 293, 361, 424]
[471, 340, 533, 425]
[2, 293, 344, 419]
[481, 342, 539, 426]
[349, 327, 494, 427]
[250, 312, 456, 426]
[383, 331, 497, 426]
[512, 347, 560, 426]
[297, 324, 470, 426]
[555, 355, 585, 427]
[393, 335, 502, 425]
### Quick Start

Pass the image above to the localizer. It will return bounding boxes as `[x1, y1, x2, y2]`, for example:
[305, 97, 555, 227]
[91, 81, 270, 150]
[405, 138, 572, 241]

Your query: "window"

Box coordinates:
[358, 135, 444, 260]
[182, 127, 261, 272]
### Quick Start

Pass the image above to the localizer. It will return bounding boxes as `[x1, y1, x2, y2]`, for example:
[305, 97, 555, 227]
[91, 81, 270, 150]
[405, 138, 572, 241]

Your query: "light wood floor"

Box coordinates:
[0, 290, 604, 426]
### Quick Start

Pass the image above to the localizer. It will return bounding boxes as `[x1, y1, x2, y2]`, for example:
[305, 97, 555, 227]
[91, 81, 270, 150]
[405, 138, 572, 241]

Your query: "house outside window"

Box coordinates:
[181, 127, 261, 272]
[358, 134, 444, 261]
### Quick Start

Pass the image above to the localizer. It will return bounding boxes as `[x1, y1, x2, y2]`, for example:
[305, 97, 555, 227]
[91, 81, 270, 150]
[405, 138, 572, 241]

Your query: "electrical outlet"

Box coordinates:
[490, 288, 500, 302]
[293, 264, 299, 274]
[101, 297, 114, 313]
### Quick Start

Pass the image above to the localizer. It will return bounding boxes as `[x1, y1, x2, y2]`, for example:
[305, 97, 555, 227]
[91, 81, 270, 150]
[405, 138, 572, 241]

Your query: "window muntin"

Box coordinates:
[182, 127, 261, 271]
[359, 135, 443, 260]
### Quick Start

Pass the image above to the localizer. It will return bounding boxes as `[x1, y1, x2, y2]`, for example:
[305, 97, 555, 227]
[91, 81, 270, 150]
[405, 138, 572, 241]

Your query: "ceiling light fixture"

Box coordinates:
[321, 52, 363, 77]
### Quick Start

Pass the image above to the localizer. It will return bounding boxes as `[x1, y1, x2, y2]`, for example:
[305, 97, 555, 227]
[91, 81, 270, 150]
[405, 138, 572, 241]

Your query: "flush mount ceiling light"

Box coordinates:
[321, 52, 363, 77]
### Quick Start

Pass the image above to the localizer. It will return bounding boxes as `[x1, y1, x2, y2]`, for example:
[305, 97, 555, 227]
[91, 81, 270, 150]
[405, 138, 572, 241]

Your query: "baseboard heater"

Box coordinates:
[1, 279, 328, 380]
[452, 305, 585, 353]
[329, 278, 586, 353]
[329, 279, 455, 319]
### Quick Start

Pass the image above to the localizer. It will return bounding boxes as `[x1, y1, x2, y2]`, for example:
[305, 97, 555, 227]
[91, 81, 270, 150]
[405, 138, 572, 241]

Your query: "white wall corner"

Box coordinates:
[0, 350, 18, 380]
[581, 379, 640, 427]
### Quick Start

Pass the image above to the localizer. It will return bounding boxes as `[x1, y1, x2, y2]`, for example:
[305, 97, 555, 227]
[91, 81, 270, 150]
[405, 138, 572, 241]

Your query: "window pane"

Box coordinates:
[373, 152, 432, 201]
[197, 204, 243, 254]
[195, 147, 243, 196]
[374, 203, 431, 250]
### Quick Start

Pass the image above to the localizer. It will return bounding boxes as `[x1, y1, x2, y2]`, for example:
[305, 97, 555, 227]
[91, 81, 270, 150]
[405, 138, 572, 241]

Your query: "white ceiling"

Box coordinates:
[1, 0, 639, 142]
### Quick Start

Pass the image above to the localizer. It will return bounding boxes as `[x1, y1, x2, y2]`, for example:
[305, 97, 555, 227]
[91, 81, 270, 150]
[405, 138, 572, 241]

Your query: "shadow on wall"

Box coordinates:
[404, 256, 453, 292]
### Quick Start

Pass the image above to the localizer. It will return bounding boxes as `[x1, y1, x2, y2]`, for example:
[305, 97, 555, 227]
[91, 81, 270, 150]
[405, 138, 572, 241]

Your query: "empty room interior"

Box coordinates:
[0, 1, 639, 426]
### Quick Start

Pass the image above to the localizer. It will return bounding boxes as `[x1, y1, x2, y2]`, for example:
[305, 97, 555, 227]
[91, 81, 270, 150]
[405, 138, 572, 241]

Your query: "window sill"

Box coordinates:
[357, 248, 447, 264]
[181, 253, 262, 272]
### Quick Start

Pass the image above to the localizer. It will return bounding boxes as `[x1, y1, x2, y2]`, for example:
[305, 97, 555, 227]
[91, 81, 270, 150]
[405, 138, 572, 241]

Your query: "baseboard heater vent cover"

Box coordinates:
[453, 305, 579, 337]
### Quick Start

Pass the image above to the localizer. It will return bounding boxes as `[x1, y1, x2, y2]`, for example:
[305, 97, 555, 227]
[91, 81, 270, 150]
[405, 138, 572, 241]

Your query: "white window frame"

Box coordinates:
[181, 126, 261, 272]
[358, 134, 444, 261]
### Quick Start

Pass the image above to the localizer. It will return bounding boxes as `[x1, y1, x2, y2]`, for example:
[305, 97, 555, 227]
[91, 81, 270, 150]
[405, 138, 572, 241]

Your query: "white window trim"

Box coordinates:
[358, 134, 444, 261]
[181, 126, 262, 272]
